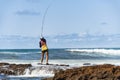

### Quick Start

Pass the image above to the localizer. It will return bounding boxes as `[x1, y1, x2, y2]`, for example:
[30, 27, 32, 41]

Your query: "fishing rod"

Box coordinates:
[41, 0, 55, 37]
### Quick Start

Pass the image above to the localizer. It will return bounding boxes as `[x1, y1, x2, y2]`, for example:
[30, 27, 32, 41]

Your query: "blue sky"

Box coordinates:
[0, 0, 120, 49]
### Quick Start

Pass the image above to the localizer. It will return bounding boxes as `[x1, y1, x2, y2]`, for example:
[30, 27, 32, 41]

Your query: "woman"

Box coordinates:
[39, 37, 49, 65]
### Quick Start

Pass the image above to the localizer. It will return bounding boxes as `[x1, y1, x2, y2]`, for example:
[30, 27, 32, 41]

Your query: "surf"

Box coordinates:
[66, 48, 120, 56]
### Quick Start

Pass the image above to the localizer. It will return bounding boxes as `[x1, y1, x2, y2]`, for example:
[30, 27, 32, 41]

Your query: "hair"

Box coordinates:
[41, 37, 46, 43]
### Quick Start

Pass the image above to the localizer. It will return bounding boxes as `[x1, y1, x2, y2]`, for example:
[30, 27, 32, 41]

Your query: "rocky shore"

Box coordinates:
[1, 62, 120, 80]
[44, 64, 120, 80]
[0, 63, 31, 75]
[0, 62, 70, 77]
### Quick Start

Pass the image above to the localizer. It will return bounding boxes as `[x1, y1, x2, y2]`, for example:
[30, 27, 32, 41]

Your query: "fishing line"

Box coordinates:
[41, 0, 55, 37]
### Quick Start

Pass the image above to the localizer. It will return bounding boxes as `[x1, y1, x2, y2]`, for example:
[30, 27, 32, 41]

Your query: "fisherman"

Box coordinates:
[39, 37, 49, 65]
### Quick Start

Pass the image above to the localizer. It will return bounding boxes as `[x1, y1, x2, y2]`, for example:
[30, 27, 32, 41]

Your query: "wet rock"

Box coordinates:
[0, 63, 32, 75]
[83, 63, 91, 65]
[44, 64, 120, 80]
[0, 63, 9, 66]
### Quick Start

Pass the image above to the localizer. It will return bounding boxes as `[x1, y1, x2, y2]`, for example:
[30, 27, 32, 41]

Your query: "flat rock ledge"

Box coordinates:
[44, 64, 120, 80]
[0, 63, 32, 75]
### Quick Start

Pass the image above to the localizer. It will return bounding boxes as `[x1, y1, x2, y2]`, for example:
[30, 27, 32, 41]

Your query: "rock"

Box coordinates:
[44, 64, 120, 80]
[83, 63, 91, 65]
[59, 64, 69, 66]
[0, 63, 9, 66]
[0, 63, 32, 75]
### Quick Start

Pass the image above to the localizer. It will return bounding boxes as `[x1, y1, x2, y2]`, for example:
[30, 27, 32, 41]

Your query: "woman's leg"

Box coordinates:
[41, 52, 44, 64]
[46, 51, 49, 64]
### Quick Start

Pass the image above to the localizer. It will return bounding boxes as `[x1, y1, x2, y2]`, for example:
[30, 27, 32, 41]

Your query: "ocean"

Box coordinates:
[0, 48, 120, 80]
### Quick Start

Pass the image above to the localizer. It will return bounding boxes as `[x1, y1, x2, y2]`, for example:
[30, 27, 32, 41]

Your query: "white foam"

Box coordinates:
[0, 52, 29, 55]
[66, 48, 120, 55]
[1, 59, 120, 66]
[23, 60, 71, 77]
[24, 67, 54, 77]
[0, 51, 41, 55]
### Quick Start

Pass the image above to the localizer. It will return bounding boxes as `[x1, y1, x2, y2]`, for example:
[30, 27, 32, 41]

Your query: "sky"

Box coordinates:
[0, 0, 120, 49]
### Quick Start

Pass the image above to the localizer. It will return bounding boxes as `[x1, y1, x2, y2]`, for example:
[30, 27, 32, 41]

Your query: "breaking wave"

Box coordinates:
[66, 48, 120, 56]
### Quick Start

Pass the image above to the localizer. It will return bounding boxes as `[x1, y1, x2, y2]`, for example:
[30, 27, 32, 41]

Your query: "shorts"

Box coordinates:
[42, 49, 48, 53]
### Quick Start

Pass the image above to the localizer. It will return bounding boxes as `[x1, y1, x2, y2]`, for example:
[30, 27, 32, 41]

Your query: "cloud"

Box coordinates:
[0, 35, 39, 49]
[100, 22, 107, 25]
[0, 35, 38, 41]
[53, 33, 80, 39]
[15, 10, 40, 16]
[0, 34, 120, 48]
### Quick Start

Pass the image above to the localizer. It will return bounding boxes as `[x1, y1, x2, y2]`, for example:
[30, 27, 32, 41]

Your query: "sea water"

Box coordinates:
[0, 48, 120, 80]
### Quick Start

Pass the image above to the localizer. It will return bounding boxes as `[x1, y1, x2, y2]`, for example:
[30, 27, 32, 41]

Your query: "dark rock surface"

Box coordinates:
[44, 64, 120, 80]
[0, 63, 32, 75]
